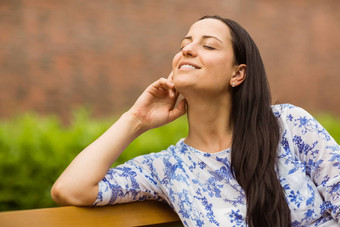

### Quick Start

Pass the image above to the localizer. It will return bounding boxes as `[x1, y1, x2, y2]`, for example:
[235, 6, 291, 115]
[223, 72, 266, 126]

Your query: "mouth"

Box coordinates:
[178, 63, 201, 70]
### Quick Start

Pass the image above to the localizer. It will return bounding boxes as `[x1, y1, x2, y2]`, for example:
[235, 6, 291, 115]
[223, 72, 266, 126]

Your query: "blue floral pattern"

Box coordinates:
[94, 104, 340, 226]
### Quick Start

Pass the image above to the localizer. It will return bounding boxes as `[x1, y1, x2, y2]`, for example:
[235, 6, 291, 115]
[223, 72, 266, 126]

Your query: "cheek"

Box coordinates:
[172, 52, 181, 70]
[215, 54, 234, 72]
[206, 56, 234, 83]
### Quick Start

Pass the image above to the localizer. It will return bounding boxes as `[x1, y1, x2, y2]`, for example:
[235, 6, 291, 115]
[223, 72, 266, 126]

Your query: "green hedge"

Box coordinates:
[0, 109, 188, 211]
[0, 109, 338, 211]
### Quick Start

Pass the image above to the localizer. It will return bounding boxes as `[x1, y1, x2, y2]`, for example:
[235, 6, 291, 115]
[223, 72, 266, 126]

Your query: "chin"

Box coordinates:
[173, 76, 190, 88]
[174, 81, 198, 98]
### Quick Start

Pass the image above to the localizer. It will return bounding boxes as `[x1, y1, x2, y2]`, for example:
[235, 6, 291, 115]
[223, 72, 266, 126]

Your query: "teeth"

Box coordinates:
[180, 64, 197, 69]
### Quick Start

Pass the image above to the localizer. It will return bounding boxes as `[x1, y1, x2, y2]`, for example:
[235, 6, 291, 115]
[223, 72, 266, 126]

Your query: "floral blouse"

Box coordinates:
[94, 104, 340, 226]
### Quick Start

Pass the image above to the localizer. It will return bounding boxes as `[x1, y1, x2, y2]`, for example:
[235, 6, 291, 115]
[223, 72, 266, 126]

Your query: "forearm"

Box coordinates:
[51, 111, 145, 206]
[51, 77, 185, 206]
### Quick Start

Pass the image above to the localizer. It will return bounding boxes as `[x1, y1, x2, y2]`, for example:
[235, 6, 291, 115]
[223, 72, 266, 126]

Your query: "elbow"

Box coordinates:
[51, 181, 96, 207]
[51, 181, 73, 206]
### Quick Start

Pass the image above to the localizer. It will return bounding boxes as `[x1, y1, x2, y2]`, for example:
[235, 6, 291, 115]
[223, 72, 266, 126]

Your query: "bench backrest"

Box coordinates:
[0, 200, 182, 227]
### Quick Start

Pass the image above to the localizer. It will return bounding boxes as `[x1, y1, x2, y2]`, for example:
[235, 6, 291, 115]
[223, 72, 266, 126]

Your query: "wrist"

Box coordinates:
[121, 110, 148, 136]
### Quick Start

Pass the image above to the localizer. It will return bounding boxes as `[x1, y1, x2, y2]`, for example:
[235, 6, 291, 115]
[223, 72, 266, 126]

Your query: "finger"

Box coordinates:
[154, 78, 174, 89]
[169, 99, 187, 121]
[167, 73, 180, 98]
[152, 78, 176, 97]
[171, 87, 180, 99]
[168, 71, 174, 82]
[161, 76, 177, 98]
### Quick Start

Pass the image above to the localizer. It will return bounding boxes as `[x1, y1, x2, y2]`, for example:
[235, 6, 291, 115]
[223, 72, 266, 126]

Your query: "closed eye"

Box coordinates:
[203, 45, 216, 50]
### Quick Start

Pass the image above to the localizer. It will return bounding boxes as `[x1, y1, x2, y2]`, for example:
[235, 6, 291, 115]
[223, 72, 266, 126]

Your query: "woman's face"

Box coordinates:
[172, 18, 236, 96]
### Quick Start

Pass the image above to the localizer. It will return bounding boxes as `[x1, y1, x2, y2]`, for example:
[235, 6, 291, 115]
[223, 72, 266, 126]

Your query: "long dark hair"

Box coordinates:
[200, 16, 291, 227]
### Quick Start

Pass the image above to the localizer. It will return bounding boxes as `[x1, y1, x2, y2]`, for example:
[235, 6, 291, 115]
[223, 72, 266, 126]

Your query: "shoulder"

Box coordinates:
[271, 103, 320, 136]
[272, 103, 313, 121]
[272, 104, 333, 141]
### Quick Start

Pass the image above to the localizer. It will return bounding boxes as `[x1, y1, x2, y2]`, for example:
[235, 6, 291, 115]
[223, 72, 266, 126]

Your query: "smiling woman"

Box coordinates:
[51, 15, 340, 227]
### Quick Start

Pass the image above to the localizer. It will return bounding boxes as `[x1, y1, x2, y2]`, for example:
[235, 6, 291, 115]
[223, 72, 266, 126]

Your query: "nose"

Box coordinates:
[181, 43, 197, 57]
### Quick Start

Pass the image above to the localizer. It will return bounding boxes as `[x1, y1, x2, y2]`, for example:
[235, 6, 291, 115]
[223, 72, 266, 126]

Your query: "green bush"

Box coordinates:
[0, 109, 338, 211]
[316, 113, 340, 144]
[0, 109, 187, 211]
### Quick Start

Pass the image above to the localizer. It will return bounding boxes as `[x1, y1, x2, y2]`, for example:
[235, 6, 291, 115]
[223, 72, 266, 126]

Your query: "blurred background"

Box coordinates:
[0, 0, 339, 211]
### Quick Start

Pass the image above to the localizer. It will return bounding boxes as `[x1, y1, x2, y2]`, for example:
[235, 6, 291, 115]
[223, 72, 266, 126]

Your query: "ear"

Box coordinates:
[230, 64, 246, 87]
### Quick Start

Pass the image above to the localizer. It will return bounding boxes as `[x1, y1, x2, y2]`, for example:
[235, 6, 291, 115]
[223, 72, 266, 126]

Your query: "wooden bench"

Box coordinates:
[0, 200, 182, 227]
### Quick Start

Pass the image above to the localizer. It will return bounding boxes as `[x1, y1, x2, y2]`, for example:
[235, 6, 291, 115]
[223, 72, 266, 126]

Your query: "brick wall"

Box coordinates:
[0, 0, 339, 121]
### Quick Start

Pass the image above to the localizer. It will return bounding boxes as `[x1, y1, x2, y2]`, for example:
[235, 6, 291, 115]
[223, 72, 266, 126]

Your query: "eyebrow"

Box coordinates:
[182, 35, 223, 44]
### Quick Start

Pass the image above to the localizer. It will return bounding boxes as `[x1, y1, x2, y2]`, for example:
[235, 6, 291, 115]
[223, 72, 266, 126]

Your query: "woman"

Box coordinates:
[51, 15, 340, 226]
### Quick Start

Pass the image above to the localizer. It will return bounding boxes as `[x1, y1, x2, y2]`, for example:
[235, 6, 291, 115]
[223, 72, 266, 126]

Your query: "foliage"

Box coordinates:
[0, 109, 338, 211]
[0, 109, 187, 211]
[315, 113, 340, 144]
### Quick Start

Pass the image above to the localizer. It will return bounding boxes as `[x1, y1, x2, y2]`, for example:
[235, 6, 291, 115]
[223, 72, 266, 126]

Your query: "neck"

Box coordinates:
[184, 94, 233, 153]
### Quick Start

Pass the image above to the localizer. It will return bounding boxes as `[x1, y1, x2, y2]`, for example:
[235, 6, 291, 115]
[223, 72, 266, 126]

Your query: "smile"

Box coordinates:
[179, 64, 199, 70]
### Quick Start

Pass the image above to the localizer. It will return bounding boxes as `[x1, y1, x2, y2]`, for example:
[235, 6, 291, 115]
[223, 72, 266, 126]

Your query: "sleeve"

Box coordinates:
[93, 153, 165, 206]
[283, 104, 340, 223]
